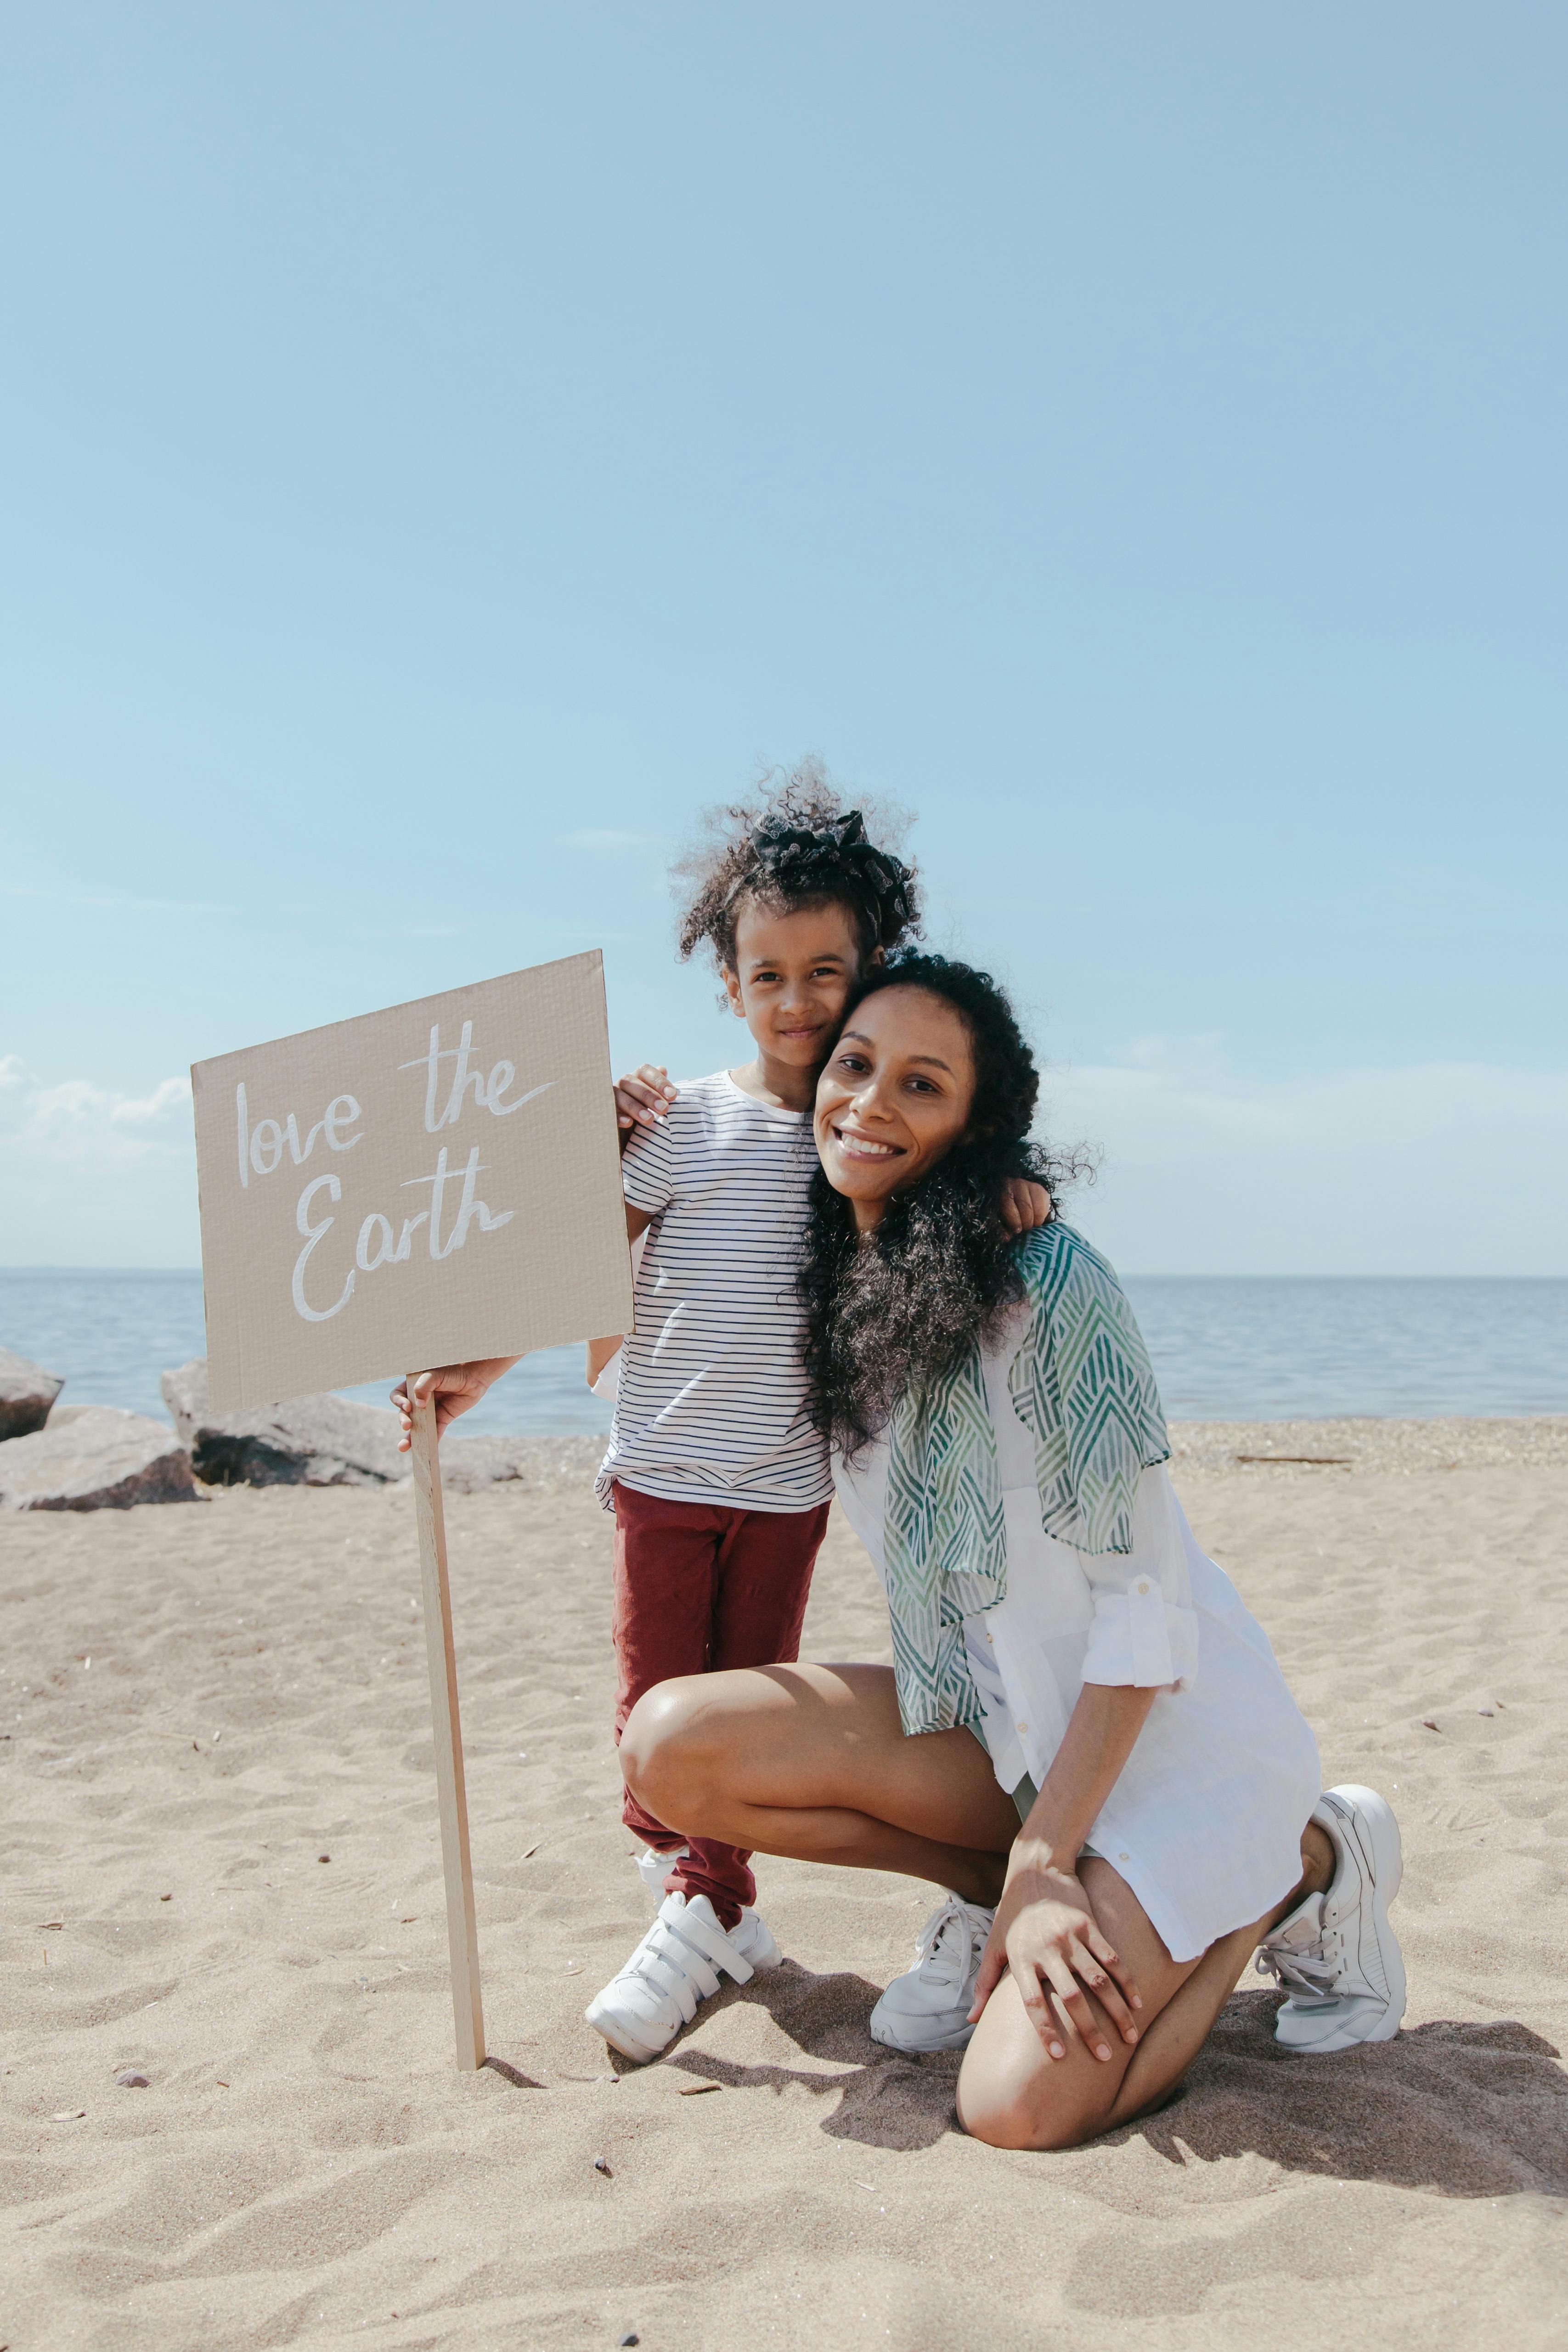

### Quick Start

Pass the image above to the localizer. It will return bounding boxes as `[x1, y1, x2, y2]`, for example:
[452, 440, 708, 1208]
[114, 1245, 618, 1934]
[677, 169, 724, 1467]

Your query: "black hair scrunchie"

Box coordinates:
[741, 808, 915, 950]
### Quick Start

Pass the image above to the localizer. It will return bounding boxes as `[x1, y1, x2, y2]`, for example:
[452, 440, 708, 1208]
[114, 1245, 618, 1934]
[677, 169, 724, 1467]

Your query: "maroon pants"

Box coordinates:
[611, 1480, 829, 1929]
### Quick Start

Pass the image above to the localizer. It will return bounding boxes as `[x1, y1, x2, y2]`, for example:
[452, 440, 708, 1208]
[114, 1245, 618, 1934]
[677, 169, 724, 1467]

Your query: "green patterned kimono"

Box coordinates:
[880, 1224, 1170, 1737]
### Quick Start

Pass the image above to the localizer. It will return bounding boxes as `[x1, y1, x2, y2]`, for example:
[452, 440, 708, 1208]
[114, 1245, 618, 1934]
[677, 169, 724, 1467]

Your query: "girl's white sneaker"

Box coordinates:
[869, 1893, 996, 2054]
[632, 1842, 688, 1904]
[1254, 1783, 1406, 2053]
[585, 1891, 780, 2064]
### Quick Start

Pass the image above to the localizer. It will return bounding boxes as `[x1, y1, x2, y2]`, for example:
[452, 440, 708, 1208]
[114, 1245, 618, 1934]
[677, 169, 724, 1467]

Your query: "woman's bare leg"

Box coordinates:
[624, 1664, 1335, 2150]
[957, 1824, 1335, 2150]
[620, 1662, 1019, 1906]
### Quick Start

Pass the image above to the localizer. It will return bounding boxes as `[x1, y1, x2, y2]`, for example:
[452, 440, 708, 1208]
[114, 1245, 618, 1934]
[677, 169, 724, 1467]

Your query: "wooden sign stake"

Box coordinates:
[408, 1382, 485, 2071]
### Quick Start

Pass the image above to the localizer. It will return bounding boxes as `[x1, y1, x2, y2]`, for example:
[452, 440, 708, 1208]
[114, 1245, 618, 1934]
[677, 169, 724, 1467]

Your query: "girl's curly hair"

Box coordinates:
[797, 952, 1082, 1460]
[674, 757, 920, 975]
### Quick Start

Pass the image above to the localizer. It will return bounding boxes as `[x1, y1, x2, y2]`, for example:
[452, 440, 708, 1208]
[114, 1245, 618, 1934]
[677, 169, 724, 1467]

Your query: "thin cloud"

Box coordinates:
[1045, 1044, 1568, 1276]
[0, 1059, 193, 1167]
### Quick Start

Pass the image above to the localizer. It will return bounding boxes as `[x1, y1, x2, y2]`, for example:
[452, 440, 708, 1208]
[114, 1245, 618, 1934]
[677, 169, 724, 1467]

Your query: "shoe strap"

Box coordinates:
[654, 1897, 756, 1987]
[628, 1923, 723, 2008]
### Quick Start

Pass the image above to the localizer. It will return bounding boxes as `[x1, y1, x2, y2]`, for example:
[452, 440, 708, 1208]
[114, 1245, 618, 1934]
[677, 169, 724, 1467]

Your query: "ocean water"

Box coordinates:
[0, 1269, 612, 1439]
[1123, 1276, 1568, 1421]
[2, 1269, 1564, 1433]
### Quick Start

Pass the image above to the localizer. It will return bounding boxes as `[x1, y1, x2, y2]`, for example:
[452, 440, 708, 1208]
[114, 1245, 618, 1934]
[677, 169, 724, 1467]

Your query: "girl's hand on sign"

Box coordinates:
[999, 1175, 1053, 1234]
[391, 1359, 518, 1448]
[615, 1063, 677, 1144]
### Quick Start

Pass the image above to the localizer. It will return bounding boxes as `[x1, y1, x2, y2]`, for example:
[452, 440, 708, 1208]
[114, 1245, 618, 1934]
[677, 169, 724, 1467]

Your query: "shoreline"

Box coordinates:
[446, 1415, 1568, 1489]
[1168, 1414, 1568, 1472]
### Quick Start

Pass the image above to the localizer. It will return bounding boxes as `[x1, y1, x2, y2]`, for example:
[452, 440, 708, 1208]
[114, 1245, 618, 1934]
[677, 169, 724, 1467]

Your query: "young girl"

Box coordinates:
[395, 772, 1049, 2063]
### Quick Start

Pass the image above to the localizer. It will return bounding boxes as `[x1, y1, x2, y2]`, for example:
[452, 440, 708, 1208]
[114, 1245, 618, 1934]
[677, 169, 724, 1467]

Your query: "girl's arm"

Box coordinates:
[582, 1203, 655, 1388]
[970, 1682, 1159, 2061]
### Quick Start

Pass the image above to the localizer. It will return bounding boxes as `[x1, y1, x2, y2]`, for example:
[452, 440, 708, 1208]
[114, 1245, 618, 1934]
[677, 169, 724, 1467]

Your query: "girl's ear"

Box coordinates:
[721, 963, 746, 1019]
[865, 945, 886, 971]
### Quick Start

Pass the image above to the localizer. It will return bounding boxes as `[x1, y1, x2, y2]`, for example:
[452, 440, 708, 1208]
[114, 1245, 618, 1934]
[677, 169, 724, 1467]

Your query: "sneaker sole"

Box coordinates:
[583, 1994, 672, 2066]
[1278, 2001, 1397, 2055]
[869, 2008, 977, 2055]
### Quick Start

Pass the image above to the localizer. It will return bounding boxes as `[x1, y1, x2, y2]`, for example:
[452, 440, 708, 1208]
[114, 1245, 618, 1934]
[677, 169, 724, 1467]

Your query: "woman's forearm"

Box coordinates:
[1012, 1683, 1160, 1872]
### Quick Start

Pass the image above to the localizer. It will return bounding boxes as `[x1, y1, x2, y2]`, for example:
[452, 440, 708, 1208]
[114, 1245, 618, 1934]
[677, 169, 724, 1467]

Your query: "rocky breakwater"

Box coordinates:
[0, 1345, 66, 1439]
[162, 1357, 409, 1489]
[161, 1357, 597, 1495]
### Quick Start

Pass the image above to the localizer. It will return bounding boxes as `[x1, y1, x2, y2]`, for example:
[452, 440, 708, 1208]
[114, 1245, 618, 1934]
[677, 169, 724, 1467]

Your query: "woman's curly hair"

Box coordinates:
[674, 757, 920, 976]
[797, 952, 1082, 1460]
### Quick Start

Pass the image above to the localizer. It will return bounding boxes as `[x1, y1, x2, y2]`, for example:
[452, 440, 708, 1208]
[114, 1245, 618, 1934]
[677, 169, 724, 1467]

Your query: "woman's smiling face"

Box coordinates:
[814, 985, 977, 1229]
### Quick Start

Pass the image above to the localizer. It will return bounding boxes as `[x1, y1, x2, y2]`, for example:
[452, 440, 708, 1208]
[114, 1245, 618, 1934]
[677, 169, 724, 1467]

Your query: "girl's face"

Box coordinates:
[814, 985, 977, 1229]
[723, 897, 867, 1071]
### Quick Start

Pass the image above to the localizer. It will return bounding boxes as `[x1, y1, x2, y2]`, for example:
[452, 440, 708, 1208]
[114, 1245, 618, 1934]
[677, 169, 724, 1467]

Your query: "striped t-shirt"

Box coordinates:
[595, 1070, 834, 1515]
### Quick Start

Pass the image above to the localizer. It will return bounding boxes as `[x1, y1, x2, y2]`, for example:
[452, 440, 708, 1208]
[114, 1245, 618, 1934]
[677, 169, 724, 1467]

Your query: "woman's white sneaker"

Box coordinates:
[585, 1891, 780, 2065]
[869, 1893, 995, 2054]
[1254, 1783, 1406, 2053]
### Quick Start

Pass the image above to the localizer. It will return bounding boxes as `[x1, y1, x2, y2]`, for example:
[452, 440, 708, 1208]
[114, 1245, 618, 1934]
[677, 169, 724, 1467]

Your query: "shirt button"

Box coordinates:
[1118, 1851, 1130, 1863]
[1134, 1578, 1151, 1595]
[1017, 1721, 1028, 1733]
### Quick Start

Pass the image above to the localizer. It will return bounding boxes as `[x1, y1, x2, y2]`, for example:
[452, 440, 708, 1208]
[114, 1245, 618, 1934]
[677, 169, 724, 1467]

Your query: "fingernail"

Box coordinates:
[1049, 2043, 1064, 2059]
[1132, 1997, 1143, 2009]
[1125, 2028, 1138, 2042]
[1097, 2046, 1111, 2061]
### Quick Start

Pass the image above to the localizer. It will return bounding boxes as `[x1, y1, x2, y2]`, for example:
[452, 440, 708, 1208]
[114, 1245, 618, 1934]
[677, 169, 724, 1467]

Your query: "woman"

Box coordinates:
[619, 954, 1405, 2149]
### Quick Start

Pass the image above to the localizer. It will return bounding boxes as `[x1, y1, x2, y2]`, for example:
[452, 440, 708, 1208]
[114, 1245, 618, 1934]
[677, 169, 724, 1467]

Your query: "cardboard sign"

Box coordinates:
[192, 952, 633, 1411]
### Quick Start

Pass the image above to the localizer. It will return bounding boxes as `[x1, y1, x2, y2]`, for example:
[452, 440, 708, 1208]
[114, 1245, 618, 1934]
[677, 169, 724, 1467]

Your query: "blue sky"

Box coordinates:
[3, 5, 1564, 1273]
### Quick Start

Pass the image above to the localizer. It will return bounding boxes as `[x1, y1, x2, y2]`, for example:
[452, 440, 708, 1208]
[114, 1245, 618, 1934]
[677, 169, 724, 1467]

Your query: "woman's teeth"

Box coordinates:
[834, 1128, 898, 1161]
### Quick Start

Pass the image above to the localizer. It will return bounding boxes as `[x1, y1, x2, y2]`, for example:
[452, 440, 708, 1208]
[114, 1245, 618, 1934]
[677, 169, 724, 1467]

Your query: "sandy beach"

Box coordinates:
[4, 1419, 1567, 2351]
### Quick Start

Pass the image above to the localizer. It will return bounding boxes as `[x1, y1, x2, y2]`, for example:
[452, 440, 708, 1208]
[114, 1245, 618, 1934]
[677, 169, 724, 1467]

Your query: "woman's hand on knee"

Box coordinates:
[970, 1863, 1142, 2064]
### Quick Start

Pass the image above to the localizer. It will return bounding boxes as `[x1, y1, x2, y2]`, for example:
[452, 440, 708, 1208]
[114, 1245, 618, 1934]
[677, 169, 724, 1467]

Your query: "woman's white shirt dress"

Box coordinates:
[833, 1309, 1321, 1964]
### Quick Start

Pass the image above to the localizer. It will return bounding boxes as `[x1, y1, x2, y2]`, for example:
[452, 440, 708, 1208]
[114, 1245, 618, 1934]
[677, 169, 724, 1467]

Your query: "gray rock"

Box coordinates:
[161, 1358, 408, 1489]
[158, 1357, 210, 1449]
[0, 1345, 65, 1441]
[0, 1408, 197, 1512]
[161, 1358, 604, 1494]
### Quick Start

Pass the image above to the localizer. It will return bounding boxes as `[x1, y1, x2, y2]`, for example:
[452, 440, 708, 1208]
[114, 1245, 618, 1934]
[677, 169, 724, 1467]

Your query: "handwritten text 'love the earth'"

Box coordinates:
[232, 1021, 552, 1323]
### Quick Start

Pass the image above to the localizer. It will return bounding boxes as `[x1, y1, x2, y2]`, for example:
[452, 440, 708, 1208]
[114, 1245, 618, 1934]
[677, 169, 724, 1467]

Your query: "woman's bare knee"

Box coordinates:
[956, 1981, 1119, 2152]
[957, 2071, 1099, 2152]
[619, 1678, 713, 1816]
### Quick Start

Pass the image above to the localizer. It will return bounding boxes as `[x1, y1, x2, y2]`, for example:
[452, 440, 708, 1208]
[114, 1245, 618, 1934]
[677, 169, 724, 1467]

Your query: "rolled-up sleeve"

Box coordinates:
[1080, 1466, 1199, 1691]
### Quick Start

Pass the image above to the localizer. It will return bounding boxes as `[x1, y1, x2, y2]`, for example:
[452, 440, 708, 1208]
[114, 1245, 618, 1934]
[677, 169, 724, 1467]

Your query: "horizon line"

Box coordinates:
[3, 1266, 1567, 1284]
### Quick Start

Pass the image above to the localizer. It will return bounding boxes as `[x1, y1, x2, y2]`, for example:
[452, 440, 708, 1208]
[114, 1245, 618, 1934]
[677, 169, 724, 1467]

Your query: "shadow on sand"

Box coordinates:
[633, 1963, 1568, 2192]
